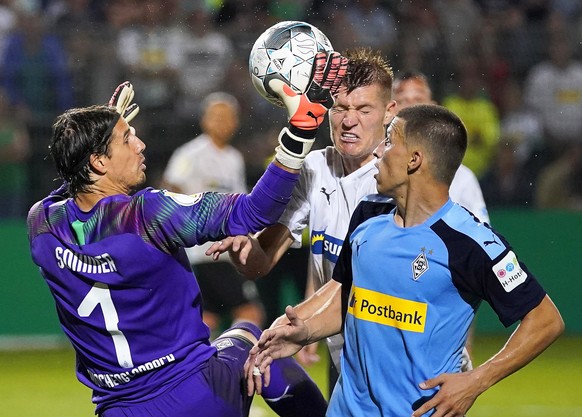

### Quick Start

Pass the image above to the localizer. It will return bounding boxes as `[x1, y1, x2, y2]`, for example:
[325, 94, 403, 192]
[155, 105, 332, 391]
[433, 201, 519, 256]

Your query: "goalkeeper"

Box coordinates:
[26, 51, 347, 417]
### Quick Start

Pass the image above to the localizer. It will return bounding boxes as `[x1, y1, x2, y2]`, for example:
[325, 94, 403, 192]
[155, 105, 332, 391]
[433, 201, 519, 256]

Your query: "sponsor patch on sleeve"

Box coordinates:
[214, 338, 234, 351]
[492, 251, 527, 292]
[162, 191, 203, 206]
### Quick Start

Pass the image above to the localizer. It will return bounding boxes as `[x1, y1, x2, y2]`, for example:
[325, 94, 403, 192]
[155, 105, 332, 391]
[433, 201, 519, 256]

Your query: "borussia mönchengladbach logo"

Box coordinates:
[412, 251, 429, 280]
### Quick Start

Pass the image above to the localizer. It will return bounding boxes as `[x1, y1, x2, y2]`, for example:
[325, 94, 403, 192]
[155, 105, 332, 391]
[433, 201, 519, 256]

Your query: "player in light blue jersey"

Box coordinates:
[27, 50, 347, 417]
[244, 104, 564, 417]
[207, 50, 480, 398]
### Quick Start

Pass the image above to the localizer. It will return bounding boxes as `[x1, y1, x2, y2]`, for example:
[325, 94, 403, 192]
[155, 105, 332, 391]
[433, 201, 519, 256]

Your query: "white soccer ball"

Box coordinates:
[249, 21, 334, 107]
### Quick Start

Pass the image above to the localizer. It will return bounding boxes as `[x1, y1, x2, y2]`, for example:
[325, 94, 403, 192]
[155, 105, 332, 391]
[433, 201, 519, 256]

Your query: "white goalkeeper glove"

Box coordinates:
[108, 81, 140, 123]
[269, 51, 348, 169]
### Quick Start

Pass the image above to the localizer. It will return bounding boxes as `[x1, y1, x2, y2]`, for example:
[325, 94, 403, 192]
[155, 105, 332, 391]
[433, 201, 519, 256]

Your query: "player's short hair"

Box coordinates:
[201, 92, 240, 115]
[342, 47, 393, 101]
[397, 104, 467, 185]
[395, 71, 429, 84]
[49, 105, 119, 197]
[393, 71, 431, 92]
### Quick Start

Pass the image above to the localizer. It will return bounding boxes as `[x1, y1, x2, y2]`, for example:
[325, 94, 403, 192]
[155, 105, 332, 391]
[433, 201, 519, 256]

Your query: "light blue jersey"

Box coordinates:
[329, 198, 546, 417]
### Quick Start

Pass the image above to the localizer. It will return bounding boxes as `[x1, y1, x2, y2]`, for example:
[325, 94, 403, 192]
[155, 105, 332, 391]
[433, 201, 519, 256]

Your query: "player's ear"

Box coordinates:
[89, 153, 107, 175]
[384, 100, 397, 124]
[408, 149, 423, 173]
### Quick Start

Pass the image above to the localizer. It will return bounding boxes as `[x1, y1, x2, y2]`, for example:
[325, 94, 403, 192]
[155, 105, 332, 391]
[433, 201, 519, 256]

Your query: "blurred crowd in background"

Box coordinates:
[1, 0, 582, 219]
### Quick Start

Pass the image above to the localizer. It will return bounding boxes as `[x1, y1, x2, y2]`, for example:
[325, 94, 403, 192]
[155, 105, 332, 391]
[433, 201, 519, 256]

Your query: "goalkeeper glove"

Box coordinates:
[108, 81, 140, 123]
[269, 51, 348, 169]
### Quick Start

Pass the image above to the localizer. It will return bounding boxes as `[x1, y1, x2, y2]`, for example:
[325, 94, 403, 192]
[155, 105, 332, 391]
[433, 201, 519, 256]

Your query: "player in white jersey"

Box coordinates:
[450, 164, 489, 223]
[280, 148, 378, 291]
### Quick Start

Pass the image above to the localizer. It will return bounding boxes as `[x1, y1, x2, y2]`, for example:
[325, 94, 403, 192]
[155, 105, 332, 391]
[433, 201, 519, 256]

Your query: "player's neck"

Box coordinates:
[210, 134, 230, 150]
[74, 183, 131, 212]
[393, 184, 449, 228]
[74, 192, 104, 212]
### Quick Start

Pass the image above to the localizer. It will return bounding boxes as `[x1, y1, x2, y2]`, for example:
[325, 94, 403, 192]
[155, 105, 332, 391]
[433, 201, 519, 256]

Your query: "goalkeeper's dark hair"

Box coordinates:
[342, 47, 394, 101]
[49, 105, 120, 197]
[398, 104, 467, 185]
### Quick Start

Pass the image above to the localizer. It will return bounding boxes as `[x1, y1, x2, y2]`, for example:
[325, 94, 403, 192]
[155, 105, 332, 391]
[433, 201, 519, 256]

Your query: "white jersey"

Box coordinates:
[278, 147, 489, 370]
[279, 147, 379, 291]
[162, 133, 247, 264]
[278, 147, 379, 370]
[450, 164, 490, 224]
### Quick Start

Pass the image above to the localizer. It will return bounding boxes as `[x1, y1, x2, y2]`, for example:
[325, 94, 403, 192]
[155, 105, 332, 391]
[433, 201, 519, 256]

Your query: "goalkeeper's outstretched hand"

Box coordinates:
[108, 81, 140, 123]
[269, 51, 348, 170]
[269, 51, 347, 131]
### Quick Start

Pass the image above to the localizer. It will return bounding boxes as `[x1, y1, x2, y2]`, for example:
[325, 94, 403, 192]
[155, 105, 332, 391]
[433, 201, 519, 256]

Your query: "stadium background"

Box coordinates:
[0, 0, 580, 416]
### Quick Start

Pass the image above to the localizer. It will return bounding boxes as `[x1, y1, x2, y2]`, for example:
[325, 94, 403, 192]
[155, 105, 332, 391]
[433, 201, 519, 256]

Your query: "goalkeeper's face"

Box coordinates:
[100, 118, 147, 194]
[329, 83, 395, 169]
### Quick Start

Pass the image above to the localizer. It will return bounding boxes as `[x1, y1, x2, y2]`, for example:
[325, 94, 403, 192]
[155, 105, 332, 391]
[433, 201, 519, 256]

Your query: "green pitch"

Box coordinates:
[0, 336, 580, 417]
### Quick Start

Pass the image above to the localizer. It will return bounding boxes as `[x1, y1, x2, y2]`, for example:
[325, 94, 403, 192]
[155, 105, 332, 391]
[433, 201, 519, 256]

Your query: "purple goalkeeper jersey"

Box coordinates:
[27, 163, 297, 412]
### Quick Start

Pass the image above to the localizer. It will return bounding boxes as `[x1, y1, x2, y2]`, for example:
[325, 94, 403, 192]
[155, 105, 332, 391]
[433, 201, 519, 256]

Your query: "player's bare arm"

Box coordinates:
[270, 278, 342, 328]
[206, 223, 295, 278]
[291, 276, 320, 366]
[268, 276, 340, 367]
[245, 280, 343, 395]
[412, 295, 564, 417]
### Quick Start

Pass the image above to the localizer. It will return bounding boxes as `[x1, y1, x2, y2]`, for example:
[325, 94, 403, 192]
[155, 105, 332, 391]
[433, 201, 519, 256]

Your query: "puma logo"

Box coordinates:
[355, 240, 368, 256]
[320, 187, 336, 204]
[484, 235, 500, 246]
[307, 111, 321, 124]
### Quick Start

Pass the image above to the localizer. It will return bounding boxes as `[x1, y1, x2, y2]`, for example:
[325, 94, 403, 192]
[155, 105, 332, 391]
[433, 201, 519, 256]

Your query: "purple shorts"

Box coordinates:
[100, 331, 255, 417]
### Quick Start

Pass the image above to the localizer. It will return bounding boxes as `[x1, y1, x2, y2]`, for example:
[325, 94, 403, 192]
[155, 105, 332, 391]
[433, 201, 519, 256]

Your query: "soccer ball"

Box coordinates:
[249, 21, 334, 107]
